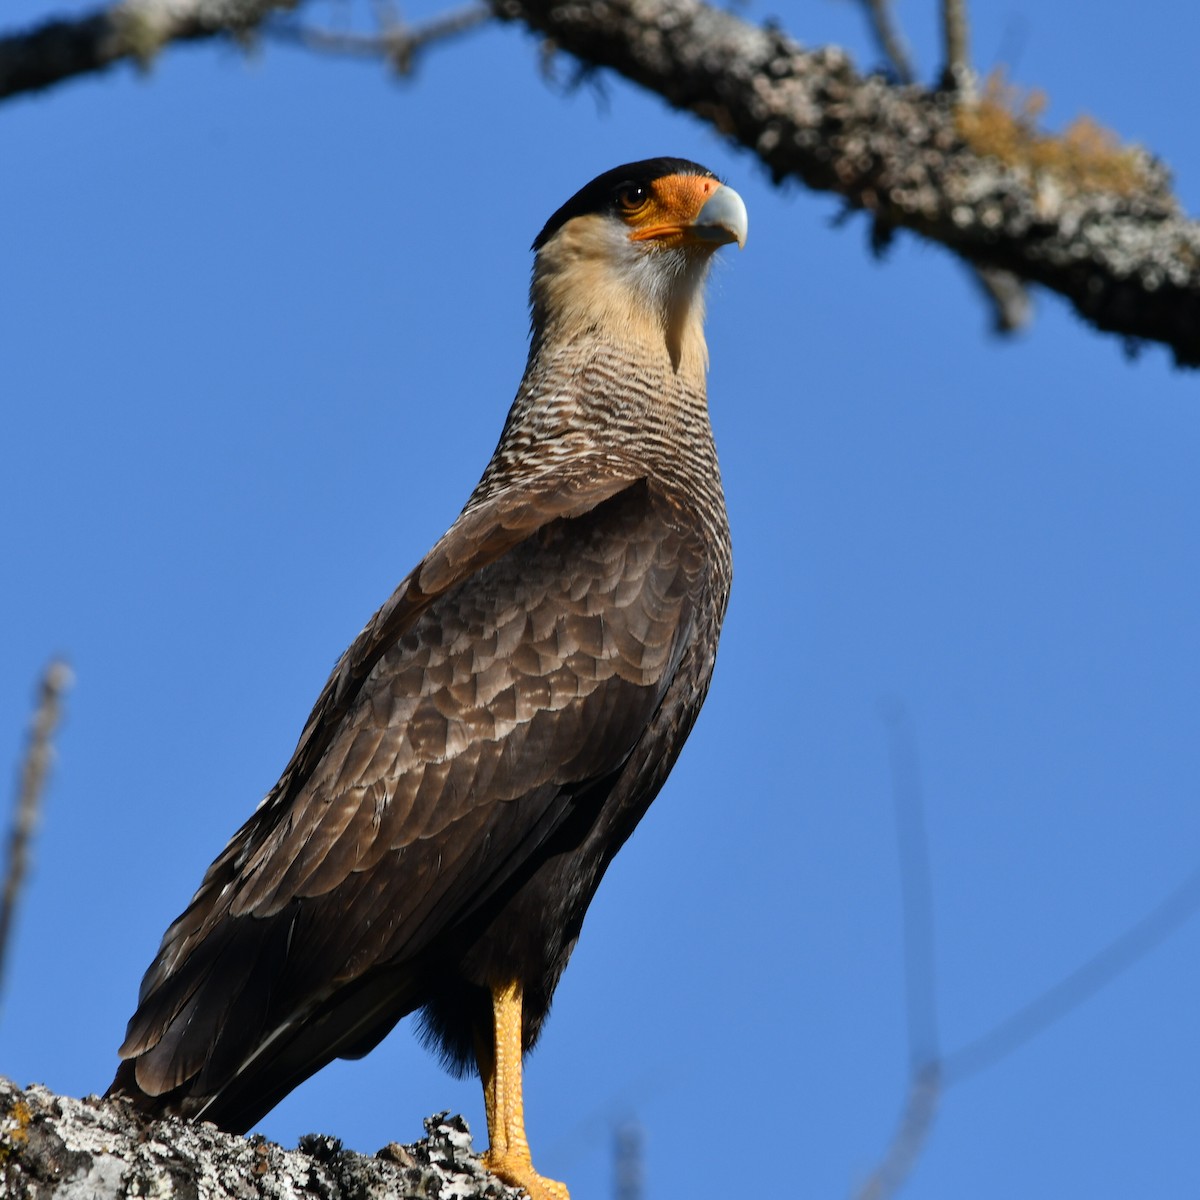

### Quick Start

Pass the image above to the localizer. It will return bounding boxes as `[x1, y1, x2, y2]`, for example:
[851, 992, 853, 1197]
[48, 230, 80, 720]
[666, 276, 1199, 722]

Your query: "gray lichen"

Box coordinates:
[0, 1078, 522, 1200]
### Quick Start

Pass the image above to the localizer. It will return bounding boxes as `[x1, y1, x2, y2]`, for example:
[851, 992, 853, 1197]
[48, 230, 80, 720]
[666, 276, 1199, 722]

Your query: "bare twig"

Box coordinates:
[879, 700, 940, 1070]
[853, 702, 944, 1200]
[940, 0, 970, 92]
[864, 699, 1200, 1199]
[0, 660, 72, 1004]
[614, 1122, 644, 1200]
[858, 0, 914, 84]
[854, 1061, 940, 1200]
[858, 0, 1023, 333]
[943, 860, 1200, 1084]
[931, 0, 1027, 329]
[859, 862, 1200, 1200]
[267, 4, 490, 73]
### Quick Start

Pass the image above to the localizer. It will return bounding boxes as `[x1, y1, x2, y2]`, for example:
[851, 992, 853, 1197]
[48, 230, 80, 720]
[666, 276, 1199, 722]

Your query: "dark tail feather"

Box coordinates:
[107, 948, 425, 1134]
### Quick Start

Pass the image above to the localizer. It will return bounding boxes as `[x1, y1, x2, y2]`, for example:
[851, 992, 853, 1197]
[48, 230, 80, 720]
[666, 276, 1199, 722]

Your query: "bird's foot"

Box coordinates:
[482, 1149, 569, 1200]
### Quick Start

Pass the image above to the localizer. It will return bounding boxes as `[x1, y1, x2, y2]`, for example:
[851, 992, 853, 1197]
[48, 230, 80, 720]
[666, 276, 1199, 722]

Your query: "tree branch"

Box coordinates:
[268, 5, 489, 74]
[3, 0, 1197, 362]
[859, 0, 914, 85]
[0, 0, 295, 100]
[853, 1062, 941, 1200]
[492, 0, 1200, 365]
[0, 0, 487, 97]
[939, 0, 970, 92]
[850, 0, 1030, 340]
[0, 1077, 521, 1200]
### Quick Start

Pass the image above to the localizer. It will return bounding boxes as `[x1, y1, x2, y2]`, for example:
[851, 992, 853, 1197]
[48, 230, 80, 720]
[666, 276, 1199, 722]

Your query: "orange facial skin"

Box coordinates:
[623, 172, 729, 247]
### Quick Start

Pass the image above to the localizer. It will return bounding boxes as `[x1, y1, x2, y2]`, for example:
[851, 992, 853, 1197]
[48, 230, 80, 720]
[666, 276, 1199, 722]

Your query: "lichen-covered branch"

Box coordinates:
[0, 1077, 520, 1200]
[0, 0, 486, 97]
[0, 0, 295, 99]
[492, 0, 1200, 365]
[3, 0, 1198, 363]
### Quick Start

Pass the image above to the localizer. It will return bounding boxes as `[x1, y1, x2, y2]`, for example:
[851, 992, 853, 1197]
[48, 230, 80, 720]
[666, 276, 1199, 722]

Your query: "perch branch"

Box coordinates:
[0, 1080, 522, 1200]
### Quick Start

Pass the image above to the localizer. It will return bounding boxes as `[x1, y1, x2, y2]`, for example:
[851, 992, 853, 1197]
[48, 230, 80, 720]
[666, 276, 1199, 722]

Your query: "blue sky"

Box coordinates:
[3, 3, 1198, 1197]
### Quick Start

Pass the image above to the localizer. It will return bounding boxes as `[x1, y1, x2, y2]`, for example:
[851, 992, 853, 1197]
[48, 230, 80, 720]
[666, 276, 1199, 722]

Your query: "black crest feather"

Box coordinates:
[532, 157, 717, 250]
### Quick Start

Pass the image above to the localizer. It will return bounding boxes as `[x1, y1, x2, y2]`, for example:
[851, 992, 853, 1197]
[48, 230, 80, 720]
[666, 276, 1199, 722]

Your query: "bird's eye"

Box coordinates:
[616, 184, 649, 213]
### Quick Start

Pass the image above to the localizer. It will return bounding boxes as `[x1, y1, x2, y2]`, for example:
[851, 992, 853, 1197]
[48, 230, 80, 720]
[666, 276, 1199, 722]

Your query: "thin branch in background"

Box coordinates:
[849, 0, 1029, 335]
[852, 699, 944, 1200]
[613, 1121, 643, 1200]
[943, 860, 1200, 1084]
[267, 3, 490, 73]
[0, 660, 72, 1007]
[544, 1060, 678, 1177]
[940, 0, 971, 91]
[369, 0, 402, 35]
[853, 1061, 940, 1200]
[930, 0, 1027, 331]
[861, 698, 1200, 1200]
[879, 699, 940, 1069]
[858, 0, 914, 84]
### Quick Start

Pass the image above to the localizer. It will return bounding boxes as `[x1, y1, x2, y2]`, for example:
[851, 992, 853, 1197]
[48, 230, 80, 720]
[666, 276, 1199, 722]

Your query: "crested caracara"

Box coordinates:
[109, 158, 747, 1200]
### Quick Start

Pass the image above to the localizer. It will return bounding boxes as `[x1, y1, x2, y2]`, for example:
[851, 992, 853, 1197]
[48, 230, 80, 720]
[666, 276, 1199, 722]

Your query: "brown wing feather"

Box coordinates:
[116, 460, 701, 1120]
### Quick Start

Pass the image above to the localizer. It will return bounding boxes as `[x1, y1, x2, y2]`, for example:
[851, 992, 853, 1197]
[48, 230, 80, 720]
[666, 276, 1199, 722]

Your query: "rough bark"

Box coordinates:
[3, 0, 1199, 363]
[0, 1077, 520, 1200]
[493, 0, 1200, 364]
[0, 0, 294, 98]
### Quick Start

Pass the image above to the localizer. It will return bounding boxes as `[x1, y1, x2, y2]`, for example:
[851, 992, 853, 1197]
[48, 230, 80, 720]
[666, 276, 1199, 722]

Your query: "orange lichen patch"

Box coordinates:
[956, 70, 1152, 195]
[1, 1098, 33, 1160]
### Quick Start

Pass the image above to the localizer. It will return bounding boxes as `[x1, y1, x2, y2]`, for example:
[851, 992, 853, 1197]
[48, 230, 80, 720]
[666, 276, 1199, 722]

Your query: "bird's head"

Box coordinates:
[529, 158, 748, 374]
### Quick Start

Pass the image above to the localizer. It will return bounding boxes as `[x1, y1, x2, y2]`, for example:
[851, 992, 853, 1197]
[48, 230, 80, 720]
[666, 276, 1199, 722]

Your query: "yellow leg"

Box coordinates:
[476, 979, 569, 1200]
